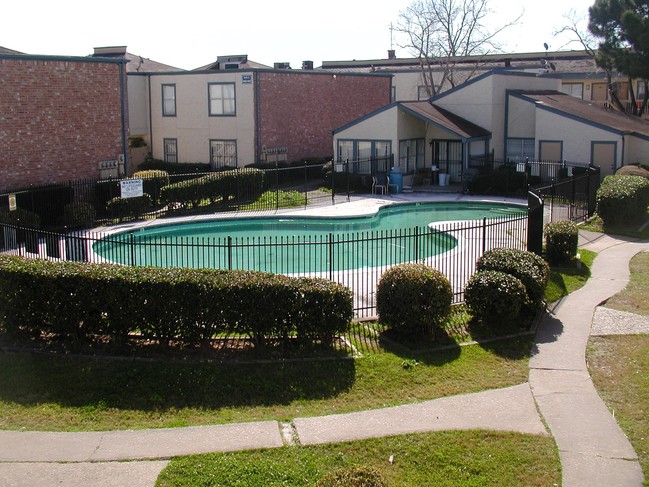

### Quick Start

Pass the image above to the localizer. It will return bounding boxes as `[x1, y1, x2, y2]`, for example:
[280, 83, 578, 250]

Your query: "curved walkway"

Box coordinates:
[0, 231, 647, 486]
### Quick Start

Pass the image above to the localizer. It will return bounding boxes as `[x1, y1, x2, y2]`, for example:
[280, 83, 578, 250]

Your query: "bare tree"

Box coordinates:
[553, 10, 627, 113]
[396, 0, 521, 97]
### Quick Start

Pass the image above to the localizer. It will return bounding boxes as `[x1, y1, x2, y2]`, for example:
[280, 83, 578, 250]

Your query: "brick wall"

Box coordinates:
[257, 71, 391, 161]
[0, 57, 125, 189]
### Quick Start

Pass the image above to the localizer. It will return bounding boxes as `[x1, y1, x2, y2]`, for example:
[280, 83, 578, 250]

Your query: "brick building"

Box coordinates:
[136, 56, 393, 169]
[0, 53, 128, 189]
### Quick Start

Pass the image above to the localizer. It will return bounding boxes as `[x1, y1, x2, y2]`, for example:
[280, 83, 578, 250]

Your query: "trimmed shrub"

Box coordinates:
[160, 168, 264, 208]
[476, 248, 549, 309]
[0, 208, 41, 228]
[63, 202, 96, 229]
[316, 466, 387, 487]
[596, 175, 649, 225]
[376, 263, 453, 337]
[131, 170, 170, 204]
[464, 270, 528, 326]
[615, 164, 649, 180]
[136, 159, 212, 174]
[544, 220, 578, 264]
[106, 194, 153, 221]
[0, 256, 353, 350]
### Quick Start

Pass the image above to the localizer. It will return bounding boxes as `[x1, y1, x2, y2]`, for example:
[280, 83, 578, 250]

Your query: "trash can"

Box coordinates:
[439, 173, 449, 186]
[389, 168, 403, 193]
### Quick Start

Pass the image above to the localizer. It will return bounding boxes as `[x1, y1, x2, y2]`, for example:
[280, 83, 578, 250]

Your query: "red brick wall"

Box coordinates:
[0, 57, 125, 189]
[257, 71, 391, 161]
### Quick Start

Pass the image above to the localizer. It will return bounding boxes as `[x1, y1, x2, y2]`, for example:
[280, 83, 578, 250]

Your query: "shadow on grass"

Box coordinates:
[0, 350, 356, 412]
[376, 327, 462, 366]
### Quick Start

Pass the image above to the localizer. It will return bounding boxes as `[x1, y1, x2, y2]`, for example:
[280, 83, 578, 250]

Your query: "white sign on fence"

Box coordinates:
[120, 179, 144, 199]
[8, 194, 17, 211]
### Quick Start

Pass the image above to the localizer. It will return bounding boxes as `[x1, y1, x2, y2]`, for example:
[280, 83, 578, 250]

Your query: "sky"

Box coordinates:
[3, 0, 597, 70]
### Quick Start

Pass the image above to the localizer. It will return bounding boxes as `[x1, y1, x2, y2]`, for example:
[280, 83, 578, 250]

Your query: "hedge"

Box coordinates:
[476, 247, 549, 309]
[160, 168, 264, 208]
[596, 175, 649, 225]
[544, 220, 578, 264]
[0, 256, 353, 350]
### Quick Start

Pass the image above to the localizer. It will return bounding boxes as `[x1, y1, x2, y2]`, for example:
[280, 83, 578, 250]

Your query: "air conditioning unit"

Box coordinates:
[117, 153, 125, 176]
[99, 159, 119, 179]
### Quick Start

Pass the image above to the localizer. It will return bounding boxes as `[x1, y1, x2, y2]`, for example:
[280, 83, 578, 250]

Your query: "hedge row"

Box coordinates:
[596, 175, 649, 225]
[0, 256, 353, 349]
[160, 168, 265, 208]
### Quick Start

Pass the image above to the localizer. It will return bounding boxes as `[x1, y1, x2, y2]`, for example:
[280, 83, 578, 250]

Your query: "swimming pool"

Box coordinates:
[93, 201, 525, 273]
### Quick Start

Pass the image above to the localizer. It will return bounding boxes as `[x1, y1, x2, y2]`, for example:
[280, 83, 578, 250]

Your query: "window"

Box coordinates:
[208, 83, 236, 116]
[210, 140, 237, 168]
[399, 139, 425, 172]
[417, 86, 429, 100]
[162, 84, 176, 116]
[561, 83, 584, 99]
[391, 86, 396, 102]
[163, 138, 178, 163]
[506, 138, 535, 163]
[336, 140, 392, 173]
[637, 81, 646, 100]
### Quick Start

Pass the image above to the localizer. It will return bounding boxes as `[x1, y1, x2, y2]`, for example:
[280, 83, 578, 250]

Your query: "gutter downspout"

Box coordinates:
[119, 60, 129, 175]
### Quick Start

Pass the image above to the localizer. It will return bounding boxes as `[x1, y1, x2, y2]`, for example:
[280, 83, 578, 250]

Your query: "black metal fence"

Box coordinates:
[1, 213, 527, 319]
[0, 163, 339, 231]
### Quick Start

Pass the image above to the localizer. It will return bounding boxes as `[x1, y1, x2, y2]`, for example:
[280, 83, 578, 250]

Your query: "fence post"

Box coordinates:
[304, 160, 308, 208]
[227, 236, 233, 270]
[346, 159, 350, 202]
[331, 166, 336, 205]
[527, 190, 544, 256]
[414, 226, 420, 260]
[130, 234, 136, 266]
[482, 217, 487, 254]
[328, 233, 334, 281]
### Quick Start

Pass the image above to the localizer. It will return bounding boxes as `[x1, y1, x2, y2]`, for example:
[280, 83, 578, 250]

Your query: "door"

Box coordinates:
[592, 83, 607, 103]
[432, 140, 463, 183]
[592, 142, 617, 178]
[539, 141, 562, 162]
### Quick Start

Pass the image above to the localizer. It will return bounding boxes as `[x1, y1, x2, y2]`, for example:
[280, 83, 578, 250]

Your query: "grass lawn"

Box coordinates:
[587, 250, 649, 484]
[545, 249, 596, 304]
[0, 239, 600, 485]
[156, 430, 560, 487]
[0, 335, 532, 432]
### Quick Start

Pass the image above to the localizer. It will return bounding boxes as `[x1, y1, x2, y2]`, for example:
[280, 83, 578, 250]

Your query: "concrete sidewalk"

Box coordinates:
[0, 231, 647, 486]
[530, 231, 647, 486]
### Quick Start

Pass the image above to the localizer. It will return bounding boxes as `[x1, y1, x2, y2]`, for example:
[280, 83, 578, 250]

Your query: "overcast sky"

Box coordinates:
[4, 0, 596, 70]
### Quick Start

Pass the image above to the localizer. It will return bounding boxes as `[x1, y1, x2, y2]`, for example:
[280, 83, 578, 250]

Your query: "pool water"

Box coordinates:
[94, 201, 525, 273]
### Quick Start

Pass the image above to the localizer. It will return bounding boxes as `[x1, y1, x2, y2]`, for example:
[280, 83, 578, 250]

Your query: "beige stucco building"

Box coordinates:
[333, 70, 649, 184]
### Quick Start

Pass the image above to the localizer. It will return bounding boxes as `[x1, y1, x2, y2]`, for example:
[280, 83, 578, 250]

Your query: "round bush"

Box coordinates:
[476, 248, 549, 308]
[596, 175, 649, 225]
[616, 164, 649, 180]
[316, 466, 387, 487]
[544, 220, 578, 264]
[376, 263, 452, 337]
[464, 270, 528, 326]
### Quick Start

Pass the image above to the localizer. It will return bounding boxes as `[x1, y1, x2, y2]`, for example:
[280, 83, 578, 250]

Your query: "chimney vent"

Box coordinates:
[302, 60, 314, 70]
[387, 50, 396, 60]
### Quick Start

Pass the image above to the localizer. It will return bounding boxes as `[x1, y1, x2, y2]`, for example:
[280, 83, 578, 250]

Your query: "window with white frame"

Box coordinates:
[163, 138, 178, 163]
[208, 83, 236, 116]
[399, 139, 425, 172]
[506, 138, 535, 163]
[162, 84, 176, 116]
[561, 83, 584, 99]
[637, 81, 646, 100]
[210, 140, 237, 168]
[337, 140, 354, 161]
